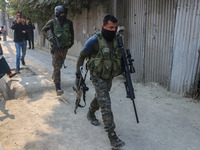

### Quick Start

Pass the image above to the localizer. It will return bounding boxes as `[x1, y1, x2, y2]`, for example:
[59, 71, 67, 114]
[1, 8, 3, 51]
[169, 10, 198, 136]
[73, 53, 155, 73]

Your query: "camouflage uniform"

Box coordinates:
[76, 33, 120, 132]
[76, 15, 125, 149]
[42, 19, 74, 85]
[51, 47, 68, 84]
[90, 76, 115, 132]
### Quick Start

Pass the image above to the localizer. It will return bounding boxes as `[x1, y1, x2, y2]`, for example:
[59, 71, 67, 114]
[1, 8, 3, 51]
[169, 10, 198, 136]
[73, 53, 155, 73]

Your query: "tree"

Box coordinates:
[6, 0, 107, 29]
[0, 0, 7, 26]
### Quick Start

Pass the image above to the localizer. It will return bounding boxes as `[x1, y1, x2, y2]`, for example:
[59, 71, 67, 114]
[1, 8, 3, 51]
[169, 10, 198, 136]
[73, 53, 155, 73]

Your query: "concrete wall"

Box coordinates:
[67, 5, 109, 57]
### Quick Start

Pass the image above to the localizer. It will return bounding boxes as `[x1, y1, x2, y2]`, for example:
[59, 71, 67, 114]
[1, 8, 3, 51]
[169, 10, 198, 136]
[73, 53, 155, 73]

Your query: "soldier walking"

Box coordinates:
[75, 14, 125, 149]
[42, 5, 74, 95]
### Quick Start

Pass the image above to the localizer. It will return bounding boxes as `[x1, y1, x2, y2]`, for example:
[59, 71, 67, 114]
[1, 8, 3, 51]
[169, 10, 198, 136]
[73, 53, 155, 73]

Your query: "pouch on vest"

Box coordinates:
[87, 50, 103, 78]
[112, 48, 122, 77]
[87, 33, 122, 79]
[101, 59, 112, 79]
[101, 46, 112, 79]
[53, 19, 71, 47]
[93, 58, 103, 77]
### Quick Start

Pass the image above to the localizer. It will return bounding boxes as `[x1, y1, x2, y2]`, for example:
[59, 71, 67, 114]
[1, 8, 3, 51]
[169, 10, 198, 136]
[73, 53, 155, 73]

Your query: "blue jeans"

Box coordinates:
[15, 41, 27, 70]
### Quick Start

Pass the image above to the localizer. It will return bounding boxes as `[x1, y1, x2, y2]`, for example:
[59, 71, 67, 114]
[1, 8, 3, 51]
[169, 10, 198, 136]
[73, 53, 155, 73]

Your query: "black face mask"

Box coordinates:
[101, 28, 117, 42]
[57, 14, 66, 22]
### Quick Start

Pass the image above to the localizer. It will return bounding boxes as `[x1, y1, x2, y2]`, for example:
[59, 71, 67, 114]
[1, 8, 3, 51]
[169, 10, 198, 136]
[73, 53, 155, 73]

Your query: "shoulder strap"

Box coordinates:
[113, 36, 118, 49]
[95, 32, 109, 49]
[93, 31, 102, 39]
[49, 19, 56, 33]
[52, 18, 57, 26]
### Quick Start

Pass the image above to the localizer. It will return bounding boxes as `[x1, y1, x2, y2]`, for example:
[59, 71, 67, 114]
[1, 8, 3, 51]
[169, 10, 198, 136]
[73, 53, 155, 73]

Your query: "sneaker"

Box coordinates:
[9, 72, 17, 78]
[108, 131, 125, 149]
[87, 108, 99, 126]
[21, 60, 25, 65]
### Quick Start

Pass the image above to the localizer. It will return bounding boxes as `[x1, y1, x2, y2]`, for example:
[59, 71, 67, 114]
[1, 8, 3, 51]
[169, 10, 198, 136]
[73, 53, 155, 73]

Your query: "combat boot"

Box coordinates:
[108, 130, 125, 149]
[55, 83, 64, 96]
[87, 107, 99, 126]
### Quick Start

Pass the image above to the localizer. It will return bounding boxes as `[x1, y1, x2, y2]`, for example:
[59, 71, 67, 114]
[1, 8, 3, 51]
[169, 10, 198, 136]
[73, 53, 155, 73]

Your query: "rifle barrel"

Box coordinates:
[117, 35, 139, 123]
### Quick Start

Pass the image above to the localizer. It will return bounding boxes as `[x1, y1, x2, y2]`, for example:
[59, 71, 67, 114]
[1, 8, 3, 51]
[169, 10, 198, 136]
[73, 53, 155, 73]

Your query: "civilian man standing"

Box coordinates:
[11, 12, 28, 73]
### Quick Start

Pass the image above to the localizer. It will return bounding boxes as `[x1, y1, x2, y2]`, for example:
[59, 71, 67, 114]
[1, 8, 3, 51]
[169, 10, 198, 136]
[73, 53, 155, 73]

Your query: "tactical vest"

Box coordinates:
[53, 19, 71, 47]
[87, 33, 122, 79]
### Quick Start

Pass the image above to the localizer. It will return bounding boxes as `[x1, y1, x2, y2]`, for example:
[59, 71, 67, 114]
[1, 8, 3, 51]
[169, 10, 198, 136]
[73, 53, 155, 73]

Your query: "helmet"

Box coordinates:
[54, 5, 68, 17]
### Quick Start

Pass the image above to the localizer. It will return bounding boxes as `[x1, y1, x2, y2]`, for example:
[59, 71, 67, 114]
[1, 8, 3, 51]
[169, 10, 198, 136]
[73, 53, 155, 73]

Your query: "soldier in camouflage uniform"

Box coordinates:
[42, 5, 74, 95]
[75, 15, 125, 149]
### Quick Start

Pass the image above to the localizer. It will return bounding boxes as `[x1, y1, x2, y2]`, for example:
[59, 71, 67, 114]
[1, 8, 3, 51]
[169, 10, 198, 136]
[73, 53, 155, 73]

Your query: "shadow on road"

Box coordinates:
[0, 100, 15, 121]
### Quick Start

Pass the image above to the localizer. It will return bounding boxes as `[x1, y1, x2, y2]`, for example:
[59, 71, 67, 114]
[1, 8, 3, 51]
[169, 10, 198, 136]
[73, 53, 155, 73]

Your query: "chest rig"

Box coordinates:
[53, 19, 71, 47]
[87, 32, 122, 79]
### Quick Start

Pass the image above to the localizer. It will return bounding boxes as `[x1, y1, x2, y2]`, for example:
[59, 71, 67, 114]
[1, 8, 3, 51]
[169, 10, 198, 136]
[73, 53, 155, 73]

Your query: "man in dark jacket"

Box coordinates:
[42, 5, 74, 96]
[27, 18, 35, 49]
[11, 12, 28, 73]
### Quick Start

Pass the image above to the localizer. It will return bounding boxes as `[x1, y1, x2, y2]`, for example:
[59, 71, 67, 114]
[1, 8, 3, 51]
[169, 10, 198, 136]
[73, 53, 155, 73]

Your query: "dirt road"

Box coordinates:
[0, 38, 200, 150]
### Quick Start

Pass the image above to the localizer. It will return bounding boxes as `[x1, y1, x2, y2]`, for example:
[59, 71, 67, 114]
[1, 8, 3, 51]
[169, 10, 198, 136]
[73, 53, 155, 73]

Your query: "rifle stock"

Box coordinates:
[117, 35, 139, 123]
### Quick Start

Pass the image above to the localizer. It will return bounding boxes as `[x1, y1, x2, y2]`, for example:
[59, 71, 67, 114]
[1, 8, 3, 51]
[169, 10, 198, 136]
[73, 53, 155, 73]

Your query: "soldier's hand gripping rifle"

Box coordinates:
[73, 66, 89, 114]
[48, 25, 67, 68]
[117, 35, 139, 123]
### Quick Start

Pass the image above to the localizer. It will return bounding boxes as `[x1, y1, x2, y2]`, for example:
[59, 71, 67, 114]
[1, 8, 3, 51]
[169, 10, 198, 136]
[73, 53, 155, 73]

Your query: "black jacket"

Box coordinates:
[11, 21, 28, 42]
[27, 21, 35, 35]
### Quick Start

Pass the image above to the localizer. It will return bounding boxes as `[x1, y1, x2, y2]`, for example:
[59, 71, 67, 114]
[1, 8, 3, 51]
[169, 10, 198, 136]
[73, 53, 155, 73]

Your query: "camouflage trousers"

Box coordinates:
[90, 76, 115, 132]
[51, 47, 68, 84]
